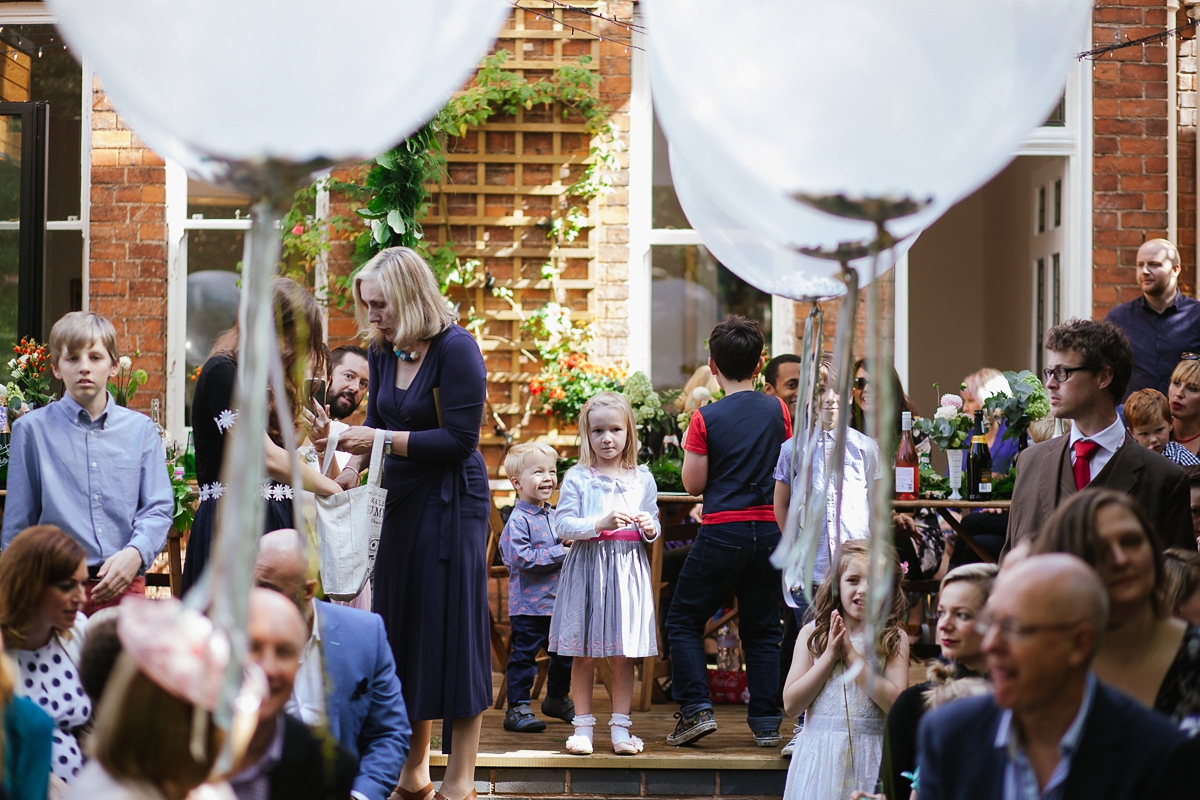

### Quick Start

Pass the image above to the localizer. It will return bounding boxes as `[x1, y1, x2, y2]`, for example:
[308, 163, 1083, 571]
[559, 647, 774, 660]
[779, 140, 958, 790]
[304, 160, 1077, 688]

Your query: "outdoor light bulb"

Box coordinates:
[47, 0, 510, 181]
[645, 0, 1090, 220]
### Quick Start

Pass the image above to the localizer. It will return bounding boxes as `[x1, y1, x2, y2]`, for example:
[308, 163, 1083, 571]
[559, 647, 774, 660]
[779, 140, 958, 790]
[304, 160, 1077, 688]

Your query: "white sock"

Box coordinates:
[571, 714, 596, 746]
[610, 713, 635, 747]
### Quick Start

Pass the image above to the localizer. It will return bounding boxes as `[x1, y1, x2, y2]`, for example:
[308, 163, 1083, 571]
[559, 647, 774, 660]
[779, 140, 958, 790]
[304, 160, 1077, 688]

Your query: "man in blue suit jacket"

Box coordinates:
[917, 554, 1198, 800]
[256, 529, 411, 800]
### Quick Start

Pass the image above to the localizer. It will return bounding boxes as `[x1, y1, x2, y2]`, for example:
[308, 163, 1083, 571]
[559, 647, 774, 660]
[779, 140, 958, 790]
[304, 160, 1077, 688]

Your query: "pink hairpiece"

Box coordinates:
[117, 597, 229, 712]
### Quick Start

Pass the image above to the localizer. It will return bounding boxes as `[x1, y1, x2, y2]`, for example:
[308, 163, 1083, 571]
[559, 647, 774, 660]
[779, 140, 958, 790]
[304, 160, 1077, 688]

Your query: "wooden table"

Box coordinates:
[893, 499, 1011, 564]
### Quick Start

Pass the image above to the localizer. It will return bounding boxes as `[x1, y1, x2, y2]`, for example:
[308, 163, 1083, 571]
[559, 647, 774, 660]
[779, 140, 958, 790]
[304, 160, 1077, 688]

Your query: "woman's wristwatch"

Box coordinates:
[384, 431, 394, 456]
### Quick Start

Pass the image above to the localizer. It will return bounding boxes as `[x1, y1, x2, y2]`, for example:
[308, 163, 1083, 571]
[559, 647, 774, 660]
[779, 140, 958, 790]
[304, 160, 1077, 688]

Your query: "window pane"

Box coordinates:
[1037, 186, 1046, 234]
[41, 230, 82, 341]
[1053, 179, 1062, 228]
[1, 26, 82, 221]
[650, 244, 772, 390]
[185, 231, 242, 426]
[651, 115, 690, 229]
[187, 177, 251, 220]
[1052, 253, 1061, 326]
[1042, 92, 1066, 127]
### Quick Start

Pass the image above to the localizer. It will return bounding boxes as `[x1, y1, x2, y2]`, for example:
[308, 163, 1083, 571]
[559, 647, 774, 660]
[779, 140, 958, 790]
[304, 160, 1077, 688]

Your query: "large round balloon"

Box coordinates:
[645, 0, 1089, 212]
[186, 270, 241, 367]
[48, 0, 510, 172]
[669, 142, 924, 296]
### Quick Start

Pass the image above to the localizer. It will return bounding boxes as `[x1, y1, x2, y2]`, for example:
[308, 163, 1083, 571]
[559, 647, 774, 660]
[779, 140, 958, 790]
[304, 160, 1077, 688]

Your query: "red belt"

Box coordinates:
[597, 528, 642, 541]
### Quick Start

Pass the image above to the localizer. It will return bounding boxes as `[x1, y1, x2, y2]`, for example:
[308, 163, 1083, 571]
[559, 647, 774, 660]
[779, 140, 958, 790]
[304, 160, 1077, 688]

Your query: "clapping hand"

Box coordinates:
[828, 609, 848, 660]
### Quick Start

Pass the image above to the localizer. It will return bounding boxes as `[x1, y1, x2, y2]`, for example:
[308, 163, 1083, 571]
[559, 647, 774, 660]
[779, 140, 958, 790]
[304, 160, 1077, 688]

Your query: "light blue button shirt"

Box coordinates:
[1, 393, 173, 568]
[996, 673, 1097, 800]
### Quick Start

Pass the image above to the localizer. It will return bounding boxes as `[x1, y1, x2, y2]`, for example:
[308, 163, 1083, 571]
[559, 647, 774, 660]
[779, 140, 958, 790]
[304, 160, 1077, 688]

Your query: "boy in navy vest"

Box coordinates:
[666, 315, 791, 747]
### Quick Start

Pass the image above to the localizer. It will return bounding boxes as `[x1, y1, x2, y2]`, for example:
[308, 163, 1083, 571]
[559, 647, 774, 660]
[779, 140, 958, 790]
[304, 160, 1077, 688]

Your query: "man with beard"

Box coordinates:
[324, 345, 371, 473]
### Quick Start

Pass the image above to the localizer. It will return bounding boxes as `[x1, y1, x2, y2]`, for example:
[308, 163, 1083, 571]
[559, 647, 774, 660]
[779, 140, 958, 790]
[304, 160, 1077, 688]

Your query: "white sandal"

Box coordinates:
[610, 713, 644, 755]
[565, 714, 595, 755]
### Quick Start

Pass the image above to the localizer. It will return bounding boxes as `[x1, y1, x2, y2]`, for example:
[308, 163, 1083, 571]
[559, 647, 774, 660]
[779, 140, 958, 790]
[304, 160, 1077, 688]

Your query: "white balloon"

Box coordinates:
[668, 142, 923, 295]
[645, 0, 1089, 209]
[48, 0, 510, 169]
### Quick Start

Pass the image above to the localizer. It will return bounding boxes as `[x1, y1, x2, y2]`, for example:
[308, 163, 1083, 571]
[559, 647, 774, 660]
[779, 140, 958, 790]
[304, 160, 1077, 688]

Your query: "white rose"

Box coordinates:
[934, 406, 957, 421]
[693, 386, 712, 402]
[10, 369, 19, 380]
[119, 356, 132, 370]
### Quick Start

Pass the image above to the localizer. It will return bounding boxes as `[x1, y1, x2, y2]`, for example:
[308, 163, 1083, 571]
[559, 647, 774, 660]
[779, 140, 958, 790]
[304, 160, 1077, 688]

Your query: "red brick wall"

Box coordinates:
[1092, 2, 1176, 318]
[88, 77, 168, 413]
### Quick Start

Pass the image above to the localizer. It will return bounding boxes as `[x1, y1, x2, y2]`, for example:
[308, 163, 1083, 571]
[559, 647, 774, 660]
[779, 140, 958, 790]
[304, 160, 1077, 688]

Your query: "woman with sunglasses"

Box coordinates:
[1031, 489, 1200, 732]
[1168, 355, 1200, 458]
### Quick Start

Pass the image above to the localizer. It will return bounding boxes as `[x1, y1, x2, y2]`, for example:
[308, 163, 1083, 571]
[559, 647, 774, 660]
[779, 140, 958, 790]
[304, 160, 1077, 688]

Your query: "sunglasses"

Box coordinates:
[854, 377, 869, 390]
[1183, 353, 1200, 362]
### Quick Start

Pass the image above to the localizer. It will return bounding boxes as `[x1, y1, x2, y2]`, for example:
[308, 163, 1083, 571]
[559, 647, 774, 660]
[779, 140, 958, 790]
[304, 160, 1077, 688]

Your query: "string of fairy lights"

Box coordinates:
[1079, 18, 1198, 60]
[510, 1, 644, 52]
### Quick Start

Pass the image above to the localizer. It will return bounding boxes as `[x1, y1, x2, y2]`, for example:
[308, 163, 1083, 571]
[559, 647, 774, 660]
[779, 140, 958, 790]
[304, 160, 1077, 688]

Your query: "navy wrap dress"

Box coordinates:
[366, 324, 492, 753]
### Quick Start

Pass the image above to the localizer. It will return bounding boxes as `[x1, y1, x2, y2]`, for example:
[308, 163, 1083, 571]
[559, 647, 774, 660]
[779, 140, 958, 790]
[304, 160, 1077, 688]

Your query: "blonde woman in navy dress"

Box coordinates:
[327, 247, 490, 800]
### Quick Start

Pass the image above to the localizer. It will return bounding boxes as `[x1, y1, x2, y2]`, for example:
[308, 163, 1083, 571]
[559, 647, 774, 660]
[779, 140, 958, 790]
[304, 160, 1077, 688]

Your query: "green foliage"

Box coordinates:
[623, 371, 662, 426]
[983, 370, 1050, 444]
[913, 410, 972, 451]
[918, 462, 950, 498]
[279, 179, 359, 286]
[991, 466, 1016, 501]
[312, 49, 618, 314]
[108, 356, 148, 408]
[647, 452, 685, 493]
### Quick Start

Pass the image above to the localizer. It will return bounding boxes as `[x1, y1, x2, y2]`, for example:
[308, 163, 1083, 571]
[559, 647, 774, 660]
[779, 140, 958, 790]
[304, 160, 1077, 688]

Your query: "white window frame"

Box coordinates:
[0, 4, 92, 313]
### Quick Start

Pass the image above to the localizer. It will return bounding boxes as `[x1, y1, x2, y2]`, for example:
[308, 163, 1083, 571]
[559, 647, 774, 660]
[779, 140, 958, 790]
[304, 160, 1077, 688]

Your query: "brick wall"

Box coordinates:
[88, 77, 168, 413]
[1092, 2, 1176, 317]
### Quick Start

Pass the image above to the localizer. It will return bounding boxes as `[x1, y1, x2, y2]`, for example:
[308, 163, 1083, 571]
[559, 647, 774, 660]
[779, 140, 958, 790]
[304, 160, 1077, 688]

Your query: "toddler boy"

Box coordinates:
[1, 312, 173, 614]
[1125, 388, 1200, 466]
[499, 441, 574, 732]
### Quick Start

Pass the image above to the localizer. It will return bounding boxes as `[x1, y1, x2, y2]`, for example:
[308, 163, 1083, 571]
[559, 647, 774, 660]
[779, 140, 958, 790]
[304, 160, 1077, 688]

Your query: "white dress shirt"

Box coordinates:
[1067, 415, 1127, 485]
[285, 600, 325, 726]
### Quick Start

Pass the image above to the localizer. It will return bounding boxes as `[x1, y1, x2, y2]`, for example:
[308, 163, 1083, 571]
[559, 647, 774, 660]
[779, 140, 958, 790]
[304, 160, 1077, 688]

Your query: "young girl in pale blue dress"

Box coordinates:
[549, 392, 660, 755]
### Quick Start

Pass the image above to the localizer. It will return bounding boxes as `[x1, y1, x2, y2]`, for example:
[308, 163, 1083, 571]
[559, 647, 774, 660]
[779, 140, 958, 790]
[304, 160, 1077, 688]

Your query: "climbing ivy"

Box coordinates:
[290, 48, 620, 309]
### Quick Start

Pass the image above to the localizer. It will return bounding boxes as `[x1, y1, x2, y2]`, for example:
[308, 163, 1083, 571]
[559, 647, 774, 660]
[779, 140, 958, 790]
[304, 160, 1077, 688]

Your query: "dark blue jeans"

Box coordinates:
[507, 615, 573, 706]
[665, 520, 784, 733]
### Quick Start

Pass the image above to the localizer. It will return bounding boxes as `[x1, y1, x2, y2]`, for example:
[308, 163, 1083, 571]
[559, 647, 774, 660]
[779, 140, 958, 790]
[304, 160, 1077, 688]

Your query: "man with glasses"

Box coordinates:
[916, 554, 1198, 799]
[1006, 319, 1193, 550]
[1105, 238, 1200, 399]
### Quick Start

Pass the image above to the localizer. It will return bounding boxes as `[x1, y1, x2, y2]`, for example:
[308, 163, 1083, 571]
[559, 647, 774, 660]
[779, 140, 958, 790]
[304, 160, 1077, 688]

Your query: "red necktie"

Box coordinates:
[1073, 439, 1102, 490]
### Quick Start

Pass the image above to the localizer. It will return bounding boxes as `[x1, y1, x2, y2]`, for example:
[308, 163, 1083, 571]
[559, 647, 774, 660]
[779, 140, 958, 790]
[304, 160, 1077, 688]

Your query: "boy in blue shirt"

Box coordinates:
[2, 312, 173, 614]
[668, 315, 792, 748]
[499, 441, 575, 732]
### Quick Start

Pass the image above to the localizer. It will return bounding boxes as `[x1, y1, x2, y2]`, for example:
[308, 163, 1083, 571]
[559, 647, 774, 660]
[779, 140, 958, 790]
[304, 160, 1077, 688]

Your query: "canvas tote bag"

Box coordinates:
[313, 428, 387, 600]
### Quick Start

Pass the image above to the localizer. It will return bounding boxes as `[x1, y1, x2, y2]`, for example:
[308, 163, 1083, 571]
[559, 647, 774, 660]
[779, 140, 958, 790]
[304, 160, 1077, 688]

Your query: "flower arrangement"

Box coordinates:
[529, 352, 626, 426]
[913, 393, 973, 450]
[983, 370, 1051, 445]
[108, 354, 149, 408]
[7, 338, 54, 410]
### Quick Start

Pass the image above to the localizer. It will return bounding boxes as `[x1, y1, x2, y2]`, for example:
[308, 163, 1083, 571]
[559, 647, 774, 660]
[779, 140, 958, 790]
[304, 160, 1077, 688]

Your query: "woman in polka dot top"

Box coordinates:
[0, 526, 91, 784]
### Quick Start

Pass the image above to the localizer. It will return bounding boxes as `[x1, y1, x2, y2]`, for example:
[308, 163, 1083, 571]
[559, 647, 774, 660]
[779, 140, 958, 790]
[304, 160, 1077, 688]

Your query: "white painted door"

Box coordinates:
[1030, 160, 1066, 375]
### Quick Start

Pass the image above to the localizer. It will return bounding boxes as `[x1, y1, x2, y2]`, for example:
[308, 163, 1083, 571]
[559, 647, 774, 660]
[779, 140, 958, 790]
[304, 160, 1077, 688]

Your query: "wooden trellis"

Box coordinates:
[426, 2, 607, 476]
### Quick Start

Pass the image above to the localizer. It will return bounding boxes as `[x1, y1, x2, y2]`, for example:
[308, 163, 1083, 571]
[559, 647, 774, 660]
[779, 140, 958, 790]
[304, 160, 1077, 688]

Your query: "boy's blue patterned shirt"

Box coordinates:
[500, 498, 568, 617]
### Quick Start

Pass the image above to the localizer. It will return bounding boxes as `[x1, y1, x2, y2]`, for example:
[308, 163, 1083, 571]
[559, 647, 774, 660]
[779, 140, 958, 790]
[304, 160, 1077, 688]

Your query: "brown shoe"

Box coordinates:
[391, 784, 434, 800]
[434, 790, 478, 800]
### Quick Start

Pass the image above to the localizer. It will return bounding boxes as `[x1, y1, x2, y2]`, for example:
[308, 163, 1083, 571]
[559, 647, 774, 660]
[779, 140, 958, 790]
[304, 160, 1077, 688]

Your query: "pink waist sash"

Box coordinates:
[597, 528, 642, 541]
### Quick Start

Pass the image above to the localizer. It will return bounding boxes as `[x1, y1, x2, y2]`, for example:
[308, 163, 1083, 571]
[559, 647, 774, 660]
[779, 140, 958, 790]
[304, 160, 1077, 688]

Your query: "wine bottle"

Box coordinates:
[895, 411, 919, 500]
[0, 385, 8, 487]
[967, 410, 993, 502]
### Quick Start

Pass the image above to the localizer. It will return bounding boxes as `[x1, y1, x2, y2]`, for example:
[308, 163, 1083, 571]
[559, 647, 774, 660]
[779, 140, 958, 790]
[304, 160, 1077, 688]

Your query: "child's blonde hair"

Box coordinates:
[577, 391, 639, 469]
[504, 441, 559, 479]
[48, 311, 118, 366]
[806, 539, 908, 662]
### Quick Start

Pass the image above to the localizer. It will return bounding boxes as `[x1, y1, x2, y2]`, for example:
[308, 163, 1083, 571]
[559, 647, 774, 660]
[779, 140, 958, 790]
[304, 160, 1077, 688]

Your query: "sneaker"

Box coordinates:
[504, 704, 547, 733]
[780, 726, 803, 757]
[666, 708, 717, 746]
[541, 694, 576, 723]
[753, 729, 782, 747]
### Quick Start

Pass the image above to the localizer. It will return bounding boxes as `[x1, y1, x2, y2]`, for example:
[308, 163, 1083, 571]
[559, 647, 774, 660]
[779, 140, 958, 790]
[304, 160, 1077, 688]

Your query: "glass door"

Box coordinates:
[0, 102, 47, 359]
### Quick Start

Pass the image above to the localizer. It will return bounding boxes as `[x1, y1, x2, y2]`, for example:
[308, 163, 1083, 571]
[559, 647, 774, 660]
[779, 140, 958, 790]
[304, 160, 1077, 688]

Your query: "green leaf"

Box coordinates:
[371, 219, 388, 244]
[376, 150, 398, 170]
[386, 208, 406, 235]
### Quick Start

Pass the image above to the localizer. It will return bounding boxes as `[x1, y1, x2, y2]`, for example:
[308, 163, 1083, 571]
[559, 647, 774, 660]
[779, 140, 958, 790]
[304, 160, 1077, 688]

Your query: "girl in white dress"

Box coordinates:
[782, 540, 909, 800]
[549, 392, 660, 756]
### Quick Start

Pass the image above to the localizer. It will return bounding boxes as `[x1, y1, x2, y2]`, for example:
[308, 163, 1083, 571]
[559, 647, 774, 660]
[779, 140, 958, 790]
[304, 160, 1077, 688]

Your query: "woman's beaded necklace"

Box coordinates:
[395, 347, 421, 362]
